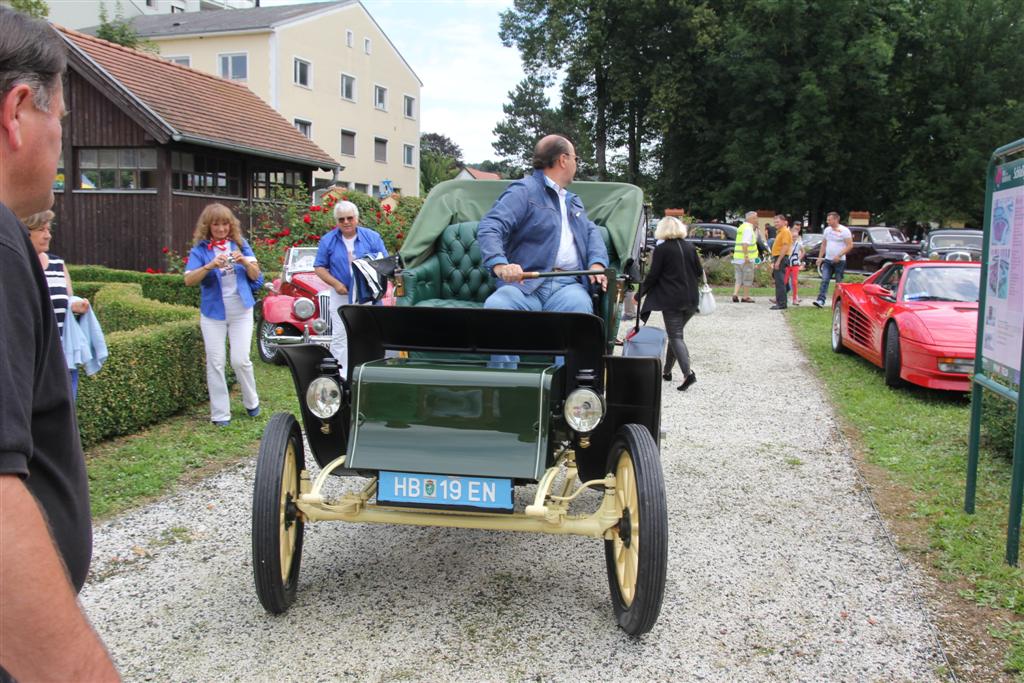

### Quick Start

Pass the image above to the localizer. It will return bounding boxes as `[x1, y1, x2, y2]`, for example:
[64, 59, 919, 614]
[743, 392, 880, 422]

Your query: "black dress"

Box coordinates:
[638, 238, 701, 317]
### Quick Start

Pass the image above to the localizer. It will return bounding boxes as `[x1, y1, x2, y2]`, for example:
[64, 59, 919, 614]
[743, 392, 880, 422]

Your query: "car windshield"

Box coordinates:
[928, 233, 982, 250]
[286, 247, 319, 272]
[902, 267, 980, 302]
[869, 228, 908, 243]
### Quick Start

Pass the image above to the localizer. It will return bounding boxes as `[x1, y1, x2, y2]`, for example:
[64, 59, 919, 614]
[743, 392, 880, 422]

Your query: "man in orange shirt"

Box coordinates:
[769, 214, 793, 310]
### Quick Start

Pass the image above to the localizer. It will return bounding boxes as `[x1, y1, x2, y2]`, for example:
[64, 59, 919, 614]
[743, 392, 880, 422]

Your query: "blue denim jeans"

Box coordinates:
[484, 276, 592, 368]
[817, 259, 846, 303]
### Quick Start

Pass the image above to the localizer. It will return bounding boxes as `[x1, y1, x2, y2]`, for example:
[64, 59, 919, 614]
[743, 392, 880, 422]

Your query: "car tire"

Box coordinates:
[603, 424, 668, 636]
[256, 311, 286, 365]
[253, 412, 306, 614]
[830, 301, 848, 354]
[884, 322, 903, 387]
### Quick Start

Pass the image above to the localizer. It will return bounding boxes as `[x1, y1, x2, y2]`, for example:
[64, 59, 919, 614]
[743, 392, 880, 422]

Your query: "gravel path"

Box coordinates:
[81, 301, 948, 681]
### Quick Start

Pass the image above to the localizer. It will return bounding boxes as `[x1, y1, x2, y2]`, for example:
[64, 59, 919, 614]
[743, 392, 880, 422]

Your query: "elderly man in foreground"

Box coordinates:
[0, 7, 119, 681]
[477, 134, 608, 314]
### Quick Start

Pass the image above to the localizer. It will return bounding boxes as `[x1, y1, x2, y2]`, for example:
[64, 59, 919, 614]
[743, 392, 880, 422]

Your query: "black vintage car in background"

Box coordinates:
[918, 228, 982, 262]
[843, 226, 921, 273]
[686, 222, 769, 260]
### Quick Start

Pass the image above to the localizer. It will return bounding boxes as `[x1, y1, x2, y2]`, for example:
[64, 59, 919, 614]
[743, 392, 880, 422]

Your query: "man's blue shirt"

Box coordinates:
[477, 169, 608, 294]
[314, 226, 387, 302]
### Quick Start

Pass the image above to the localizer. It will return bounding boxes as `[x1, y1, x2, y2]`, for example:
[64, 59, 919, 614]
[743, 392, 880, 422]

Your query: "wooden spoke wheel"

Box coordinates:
[603, 424, 668, 636]
[253, 412, 305, 613]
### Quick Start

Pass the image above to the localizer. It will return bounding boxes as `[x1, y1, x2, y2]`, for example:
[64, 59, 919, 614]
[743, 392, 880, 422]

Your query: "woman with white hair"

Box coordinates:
[313, 199, 387, 376]
[636, 216, 702, 391]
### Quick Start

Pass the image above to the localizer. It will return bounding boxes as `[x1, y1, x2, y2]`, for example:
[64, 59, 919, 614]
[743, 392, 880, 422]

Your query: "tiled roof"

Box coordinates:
[464, 167, 502, 180]
[58, 27, 338, 170]
[82, 1, 353, 38]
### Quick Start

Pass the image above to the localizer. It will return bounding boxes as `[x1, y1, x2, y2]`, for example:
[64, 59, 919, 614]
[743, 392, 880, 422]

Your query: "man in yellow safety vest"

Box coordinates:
[731, 211, 759, 302]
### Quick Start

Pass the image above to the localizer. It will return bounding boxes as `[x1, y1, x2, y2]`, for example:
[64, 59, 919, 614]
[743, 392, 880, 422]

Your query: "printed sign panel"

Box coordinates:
[982, 157, 1024, 387]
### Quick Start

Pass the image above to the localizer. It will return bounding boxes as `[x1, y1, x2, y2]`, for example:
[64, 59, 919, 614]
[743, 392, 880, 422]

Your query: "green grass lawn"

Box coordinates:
[84, 356, 296, 518]
[785, 297, 1024, 675]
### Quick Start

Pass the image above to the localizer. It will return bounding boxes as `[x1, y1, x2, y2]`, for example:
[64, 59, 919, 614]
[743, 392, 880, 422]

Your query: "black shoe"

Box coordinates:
[732, 295, 739, 303]
[812, 299, 824, 308]
[769, 304, 787, 310]
[677, 371, 697, 391]
[662, 372, 672, 382]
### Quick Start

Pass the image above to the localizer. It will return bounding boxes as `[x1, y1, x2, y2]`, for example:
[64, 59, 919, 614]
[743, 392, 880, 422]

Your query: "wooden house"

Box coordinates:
[53, 27, 338, 271]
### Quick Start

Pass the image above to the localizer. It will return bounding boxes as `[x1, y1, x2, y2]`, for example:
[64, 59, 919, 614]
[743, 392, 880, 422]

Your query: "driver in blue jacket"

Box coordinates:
[478, 134, 608, 314]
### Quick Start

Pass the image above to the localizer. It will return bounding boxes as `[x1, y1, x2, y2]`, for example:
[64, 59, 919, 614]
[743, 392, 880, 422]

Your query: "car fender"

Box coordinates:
[890, 310, 934, 345]
[262, 294, 307, 326]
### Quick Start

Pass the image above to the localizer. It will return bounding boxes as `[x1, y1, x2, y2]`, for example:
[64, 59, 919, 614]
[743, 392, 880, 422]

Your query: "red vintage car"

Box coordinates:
[830, 261, 980, 391]
[256, 247, 333, 364]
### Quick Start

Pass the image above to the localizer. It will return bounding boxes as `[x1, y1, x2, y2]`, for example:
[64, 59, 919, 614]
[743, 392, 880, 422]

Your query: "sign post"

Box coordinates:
[965, 138, 1024, 565]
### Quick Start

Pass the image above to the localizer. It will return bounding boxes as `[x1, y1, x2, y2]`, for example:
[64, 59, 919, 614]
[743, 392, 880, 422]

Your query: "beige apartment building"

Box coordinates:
[118, 0, 421, 196]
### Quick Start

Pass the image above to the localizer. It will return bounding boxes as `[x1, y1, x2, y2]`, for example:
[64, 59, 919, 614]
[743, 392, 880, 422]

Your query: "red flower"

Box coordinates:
[383, 204, 392, 213]
[145, 267, 156, 273]
[396, 232, 404, 239]
[303, 214, 312, 224]
[280, 227, 291, 236]
[311, 234, 321, 241]
[375, 211, 382, 219]
[310, 205, 319, 212]
[181, 257, 188, 264]
[266, 238, 278, 245]
[162, 246, 170, 254]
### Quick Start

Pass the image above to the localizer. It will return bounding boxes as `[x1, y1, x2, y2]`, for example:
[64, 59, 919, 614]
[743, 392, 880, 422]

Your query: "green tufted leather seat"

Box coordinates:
[398, 221, 495, 308]
[397, 220, 618, 309]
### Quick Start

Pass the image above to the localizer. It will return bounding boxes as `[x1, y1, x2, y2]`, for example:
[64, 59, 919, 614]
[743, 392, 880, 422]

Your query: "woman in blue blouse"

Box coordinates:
[313, 200, 387, 376]
[184, 203, 262, 426]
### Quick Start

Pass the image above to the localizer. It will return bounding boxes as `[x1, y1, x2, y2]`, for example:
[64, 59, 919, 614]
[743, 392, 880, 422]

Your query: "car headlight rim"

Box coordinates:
[292, 297, 315, 320]
[563, 388, 605, 434]
[305, 376, 342, 419]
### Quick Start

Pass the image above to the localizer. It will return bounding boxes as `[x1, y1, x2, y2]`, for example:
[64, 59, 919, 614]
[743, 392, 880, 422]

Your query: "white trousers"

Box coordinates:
[200, 296, 259, 422]
[328, 289, 349, 376]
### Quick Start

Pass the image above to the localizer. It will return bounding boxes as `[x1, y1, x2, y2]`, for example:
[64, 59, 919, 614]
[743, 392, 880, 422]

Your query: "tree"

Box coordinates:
[419, 150, 458, 195]
[96, 2, 157, 52]
[11, 0, 48, 19]
[420, 132, 463, 164]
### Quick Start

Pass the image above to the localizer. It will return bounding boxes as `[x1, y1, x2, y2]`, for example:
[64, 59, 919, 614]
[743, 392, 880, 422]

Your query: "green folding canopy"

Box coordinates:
[400, 179, 645, 270]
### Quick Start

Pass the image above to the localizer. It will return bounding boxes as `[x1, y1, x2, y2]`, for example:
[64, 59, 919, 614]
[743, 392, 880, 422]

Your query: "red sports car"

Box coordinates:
[830, 261, 980, 391]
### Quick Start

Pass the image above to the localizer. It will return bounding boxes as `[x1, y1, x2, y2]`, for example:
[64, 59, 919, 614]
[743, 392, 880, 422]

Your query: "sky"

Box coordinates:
[270, 0, 531, 163]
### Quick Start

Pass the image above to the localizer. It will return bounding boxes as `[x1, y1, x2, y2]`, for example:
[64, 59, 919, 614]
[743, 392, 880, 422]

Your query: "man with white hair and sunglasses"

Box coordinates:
[314, 199, 388, 375]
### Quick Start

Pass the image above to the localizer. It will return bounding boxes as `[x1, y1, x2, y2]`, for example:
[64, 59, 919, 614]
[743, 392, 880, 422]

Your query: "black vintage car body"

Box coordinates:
[842, 226, 921, 273]
[251, 179, 668, 636]
[686, 222, 769, 260]
[918, 228, 983, 262]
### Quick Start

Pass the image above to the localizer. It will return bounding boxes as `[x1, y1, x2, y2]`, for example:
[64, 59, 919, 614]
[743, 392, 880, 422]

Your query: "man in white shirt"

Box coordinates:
[813, 211, 853, 307]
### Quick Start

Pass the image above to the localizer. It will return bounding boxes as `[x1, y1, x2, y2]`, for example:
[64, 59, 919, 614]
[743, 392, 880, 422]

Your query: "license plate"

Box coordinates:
[377, 471, 513, 512]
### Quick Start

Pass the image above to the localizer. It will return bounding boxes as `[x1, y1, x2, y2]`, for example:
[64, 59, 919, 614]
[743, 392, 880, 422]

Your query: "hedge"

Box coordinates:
[76, 320, 212, 447]
[68, 265, 200, 308]
[703, 255, 774, 287]
[93, 283, 195, 334]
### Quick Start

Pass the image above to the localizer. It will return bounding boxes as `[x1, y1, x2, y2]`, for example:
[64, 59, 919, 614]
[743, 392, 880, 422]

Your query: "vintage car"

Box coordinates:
[686, 222, 769, 260]
[842, 226, 921, 273]
[256, 247, 332, 364]
[252, 180, 668, 635]
[830, 261, 980, 391]
[919, 228, 983, 262]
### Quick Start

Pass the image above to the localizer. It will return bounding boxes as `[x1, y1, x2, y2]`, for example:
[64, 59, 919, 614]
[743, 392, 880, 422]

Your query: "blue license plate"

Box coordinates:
[377, 471, 513, 512]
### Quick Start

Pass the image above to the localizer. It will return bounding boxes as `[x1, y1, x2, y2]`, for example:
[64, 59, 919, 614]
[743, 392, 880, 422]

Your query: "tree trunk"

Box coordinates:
[594, 70, 608, 180]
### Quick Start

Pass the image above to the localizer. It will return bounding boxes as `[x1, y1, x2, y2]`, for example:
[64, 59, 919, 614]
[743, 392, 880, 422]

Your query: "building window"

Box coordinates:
[218, 53, 247, 81]
[293, 58, 311, 87]
[171, 151, 242, 196]
[340, 73, 355, 101]
[374, 85, 387, 111]
[170, 4, 184, 12]
[166, 55, 191, 67]
[54, 151, 65, 191]
[403, 144, 414, 167]
[78, 148, 158, 190]
[346, 29, 353, 48]
[403, 95, 415, 119]
[294, 118, 312, 138]
[374, 137, 387, 163]
[354, 182, 368, 194]
[364, 37, 371, 54]
[341, 129, 356, 156]
[251, 170, 305, 200]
